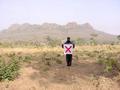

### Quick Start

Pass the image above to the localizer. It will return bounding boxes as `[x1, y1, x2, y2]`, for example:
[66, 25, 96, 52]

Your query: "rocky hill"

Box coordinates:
[0, 22, 117, 43]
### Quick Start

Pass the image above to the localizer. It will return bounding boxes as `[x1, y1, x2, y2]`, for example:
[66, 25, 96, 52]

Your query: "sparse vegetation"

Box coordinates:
[0, 43, 120, 90]
[0, 56, 20, 81]
[0, 52, 33, 81]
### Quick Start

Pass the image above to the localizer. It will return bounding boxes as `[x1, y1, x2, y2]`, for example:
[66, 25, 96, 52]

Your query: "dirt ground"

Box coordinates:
[0, 58, 120, 90]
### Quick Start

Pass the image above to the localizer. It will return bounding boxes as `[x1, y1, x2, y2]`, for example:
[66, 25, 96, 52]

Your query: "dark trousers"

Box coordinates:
[66, 54, 72, 66]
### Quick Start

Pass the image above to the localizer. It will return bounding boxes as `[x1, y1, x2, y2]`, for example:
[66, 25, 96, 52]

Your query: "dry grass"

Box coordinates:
[0, 44, 120, 53]
[0, 45, 120, 90]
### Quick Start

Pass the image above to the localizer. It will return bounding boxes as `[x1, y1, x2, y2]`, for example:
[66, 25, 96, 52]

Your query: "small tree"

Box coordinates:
[90, 33, 98, 45]
[76, 38, 86, 45]
[45, 36, 60, 47]
[117, 35, 120, 40]
[89, 38, 97, 45]
[117, 35, 120, 44]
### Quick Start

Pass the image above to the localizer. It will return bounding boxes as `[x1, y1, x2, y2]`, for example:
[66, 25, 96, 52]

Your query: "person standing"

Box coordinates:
[62, 37, 75, 66]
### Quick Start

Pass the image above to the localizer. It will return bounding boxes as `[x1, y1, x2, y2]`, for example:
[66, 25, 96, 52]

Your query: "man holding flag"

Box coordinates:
[62, 37, 75, 66]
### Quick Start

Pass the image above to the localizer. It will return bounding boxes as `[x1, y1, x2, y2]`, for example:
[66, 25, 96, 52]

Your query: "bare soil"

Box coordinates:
[0, 58, 120, 90]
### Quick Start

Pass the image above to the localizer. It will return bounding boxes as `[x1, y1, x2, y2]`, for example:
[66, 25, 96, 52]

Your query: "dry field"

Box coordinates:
[0, 45, 120, 90]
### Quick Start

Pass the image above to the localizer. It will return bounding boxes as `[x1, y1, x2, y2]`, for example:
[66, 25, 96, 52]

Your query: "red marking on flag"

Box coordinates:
[65, 46, 72, 53]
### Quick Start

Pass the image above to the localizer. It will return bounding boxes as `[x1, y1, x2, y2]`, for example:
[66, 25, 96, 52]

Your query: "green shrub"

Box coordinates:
[0, 57, 20, 81]
[97, 53, 118, 72]
[18, 55, 32, 62]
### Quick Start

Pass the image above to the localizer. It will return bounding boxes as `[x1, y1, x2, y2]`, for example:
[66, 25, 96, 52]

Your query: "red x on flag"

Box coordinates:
[65, 46, 72, 53]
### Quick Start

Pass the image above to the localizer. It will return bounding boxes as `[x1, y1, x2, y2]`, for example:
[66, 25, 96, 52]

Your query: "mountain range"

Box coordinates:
[0, 22, 118, 43]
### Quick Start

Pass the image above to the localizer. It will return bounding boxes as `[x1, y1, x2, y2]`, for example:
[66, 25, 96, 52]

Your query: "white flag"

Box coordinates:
[64, 44, 73, 54]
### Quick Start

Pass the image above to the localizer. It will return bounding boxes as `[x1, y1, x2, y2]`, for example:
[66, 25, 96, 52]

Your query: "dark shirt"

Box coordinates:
[62, 40, 75, 48]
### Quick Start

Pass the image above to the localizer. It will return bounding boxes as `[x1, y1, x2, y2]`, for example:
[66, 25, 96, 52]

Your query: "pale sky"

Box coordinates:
[0, 0, 120, 35]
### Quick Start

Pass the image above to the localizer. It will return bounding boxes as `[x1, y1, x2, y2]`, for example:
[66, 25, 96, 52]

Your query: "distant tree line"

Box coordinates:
[0, 34, 120, 48]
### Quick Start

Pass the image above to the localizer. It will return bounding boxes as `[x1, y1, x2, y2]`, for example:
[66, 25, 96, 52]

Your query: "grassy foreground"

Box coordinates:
[0, 45, 120, 90]
[0, 45, 120, 81]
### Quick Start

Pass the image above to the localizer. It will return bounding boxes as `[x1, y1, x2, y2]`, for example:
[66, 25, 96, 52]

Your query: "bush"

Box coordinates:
[0, 57, 20, 81]
[45, 36, 61, 47]
[97, 53, 118, 72]
[18, 55, 32, 62]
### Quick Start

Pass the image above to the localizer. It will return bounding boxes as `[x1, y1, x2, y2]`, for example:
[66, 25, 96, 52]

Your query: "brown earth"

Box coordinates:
[0, 58, 120, 90]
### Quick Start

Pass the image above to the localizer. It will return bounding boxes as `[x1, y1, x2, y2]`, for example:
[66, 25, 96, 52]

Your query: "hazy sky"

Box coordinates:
[0, 0, 120, 35]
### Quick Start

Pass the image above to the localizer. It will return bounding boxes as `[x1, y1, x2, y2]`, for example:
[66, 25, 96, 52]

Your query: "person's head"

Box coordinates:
[67, 37, 70, 41]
